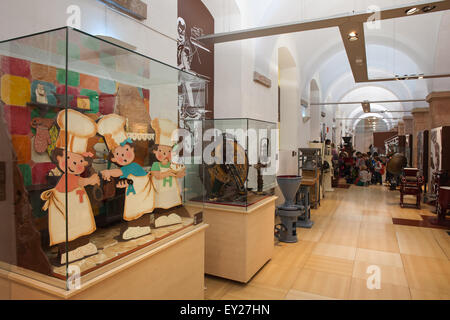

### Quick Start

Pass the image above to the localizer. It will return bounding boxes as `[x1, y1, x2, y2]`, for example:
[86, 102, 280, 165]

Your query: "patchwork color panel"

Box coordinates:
[142, 88, 149, 100]
[80, 89, 99, 113]
[99, 78, 116, 94]
[11, 135, 31, 164]
[56, 69, 80, 87]
[57, 40, 80, 60]
[18, 164, 32, 186]
[3, 105, 31, 135]
[0, 75, 31, 106]
[99, 52, 115, 69]
[80, 73, 99, 91]
[99, 94, 116, 115]
[30, 62, 57, 83]
[1, 56, 30, 77]
[32, 162, 56, 185]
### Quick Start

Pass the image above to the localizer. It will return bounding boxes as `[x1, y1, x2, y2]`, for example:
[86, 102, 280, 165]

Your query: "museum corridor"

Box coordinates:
[205, 185, 450, 300]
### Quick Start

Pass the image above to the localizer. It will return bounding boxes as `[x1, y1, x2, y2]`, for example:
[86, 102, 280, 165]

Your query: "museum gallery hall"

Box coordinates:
[0, 0, 449, 302]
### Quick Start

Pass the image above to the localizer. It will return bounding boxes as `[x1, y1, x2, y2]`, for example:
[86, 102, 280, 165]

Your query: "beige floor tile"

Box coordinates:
[410, 289, 450, 300]
[358, 222, 399, 253]
[251, 262, 301, 290]
[431, 229, 450, 259]
[312, 243, 357, 260]
[391, 211, 423, 221]
[310, 216, 331, 230]
[348, 278, 411, 300]
[404, 269, 450, 295]
[363, 209, 392, 217]
[362, 215, 393, 224]
[298, 228, 324, 242]
[221, 283, 288, 300]
[320, 220, 360, 247]
[292, 269, 352, 300]
[272, 241, 315, 269]
[402, 254, 450, 276]
[355, 248, 404, 268]
[303, 255, 354, 277]
[204, 276, 234, 300]
[331, 212, 363, 223]
[352, 260, 408, 287]
[285, 289, 337, 300]
[396, 227, 448, 259]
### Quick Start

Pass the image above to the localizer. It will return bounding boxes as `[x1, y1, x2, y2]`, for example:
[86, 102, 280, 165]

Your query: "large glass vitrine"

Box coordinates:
[0, 27, 206, 289]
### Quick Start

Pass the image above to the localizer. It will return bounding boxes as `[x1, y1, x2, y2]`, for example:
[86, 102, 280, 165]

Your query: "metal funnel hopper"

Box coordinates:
[277, 176, 302, 210]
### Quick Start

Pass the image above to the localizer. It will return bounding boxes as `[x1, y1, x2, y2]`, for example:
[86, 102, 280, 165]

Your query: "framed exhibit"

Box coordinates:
[0, 27, 206, 290]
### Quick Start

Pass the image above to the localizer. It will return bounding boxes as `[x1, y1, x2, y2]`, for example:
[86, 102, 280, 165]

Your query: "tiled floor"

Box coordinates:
[204, 185, 450, 300]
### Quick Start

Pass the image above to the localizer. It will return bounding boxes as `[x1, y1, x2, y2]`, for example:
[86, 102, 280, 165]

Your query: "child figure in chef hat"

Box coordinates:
[98, 114, 154, 240]
[41, 109, 100, 265]
[151, 118, 186, 228]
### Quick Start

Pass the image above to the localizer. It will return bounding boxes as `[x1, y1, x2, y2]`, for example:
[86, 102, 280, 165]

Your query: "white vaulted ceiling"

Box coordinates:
[243, 0, 450, 129]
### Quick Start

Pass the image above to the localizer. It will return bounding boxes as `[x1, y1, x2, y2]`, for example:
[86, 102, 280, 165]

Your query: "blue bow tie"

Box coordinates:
[120, 138, 133, 147]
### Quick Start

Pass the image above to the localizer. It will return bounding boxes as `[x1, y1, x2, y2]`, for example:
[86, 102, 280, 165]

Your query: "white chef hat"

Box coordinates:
[56, 109, 97, 154]
[151, 118, 178, 147]
[97, 114, 129, 151]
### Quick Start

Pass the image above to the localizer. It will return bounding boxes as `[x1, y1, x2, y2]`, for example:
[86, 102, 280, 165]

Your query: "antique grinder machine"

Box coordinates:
[275, 176, 303, 243]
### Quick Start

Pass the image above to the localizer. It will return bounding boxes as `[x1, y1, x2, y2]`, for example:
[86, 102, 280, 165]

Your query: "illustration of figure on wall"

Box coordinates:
[151, 118, 186, 228]
[41, 110, 99, 265]
[177, 16, 208, 126]
[97, 114, 154, 240]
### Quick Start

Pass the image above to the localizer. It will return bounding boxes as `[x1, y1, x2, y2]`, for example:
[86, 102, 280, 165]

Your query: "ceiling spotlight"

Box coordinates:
[418, 74, 424, 79]
[405, 7, 420, 15]
[348, 31, 359, 41]
[422, 5, 436, 13]
[362, 101, 371, 113]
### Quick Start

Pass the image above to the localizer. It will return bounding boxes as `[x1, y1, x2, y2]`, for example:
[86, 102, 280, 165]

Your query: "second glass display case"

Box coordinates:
[184, 118, 277, 209]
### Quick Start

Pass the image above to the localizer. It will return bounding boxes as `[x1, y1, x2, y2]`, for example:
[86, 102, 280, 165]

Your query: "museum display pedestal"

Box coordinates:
[0, 224, 207, 300]
[188, 196, 276, 283]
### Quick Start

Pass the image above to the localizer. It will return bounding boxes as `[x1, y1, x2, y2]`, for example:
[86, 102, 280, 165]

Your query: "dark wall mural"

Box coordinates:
[177, 0, 214, 122]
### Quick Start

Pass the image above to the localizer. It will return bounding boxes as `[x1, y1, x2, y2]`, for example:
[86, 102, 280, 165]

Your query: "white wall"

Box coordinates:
[0, 0, 177, 66]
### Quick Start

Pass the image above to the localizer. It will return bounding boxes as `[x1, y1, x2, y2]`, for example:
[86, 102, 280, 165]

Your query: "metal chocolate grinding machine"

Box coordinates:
[275, 175, 304, 243]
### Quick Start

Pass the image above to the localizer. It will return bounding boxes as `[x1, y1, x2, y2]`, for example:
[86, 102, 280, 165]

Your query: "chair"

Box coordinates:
[400, 168, 424, 209]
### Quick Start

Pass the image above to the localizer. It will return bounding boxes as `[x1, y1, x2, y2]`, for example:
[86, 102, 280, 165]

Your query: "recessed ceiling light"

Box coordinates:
[405, 7, 420, 15]
[422, 5, 436, 13]
[348, 31, 359, 41]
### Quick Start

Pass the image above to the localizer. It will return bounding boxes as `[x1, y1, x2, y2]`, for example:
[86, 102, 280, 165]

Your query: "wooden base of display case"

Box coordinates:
[188, 196, 276, 283]
[0, 224, 207, 300]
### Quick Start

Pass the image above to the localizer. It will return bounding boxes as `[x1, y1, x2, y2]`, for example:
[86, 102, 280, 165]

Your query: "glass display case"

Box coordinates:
[184, 118, 277, 209]
[0, 27, 206, 288]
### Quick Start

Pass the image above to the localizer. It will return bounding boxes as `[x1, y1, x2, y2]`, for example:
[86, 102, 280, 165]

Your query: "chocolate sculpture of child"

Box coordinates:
[98, 114, 154, 240]
[151, 118, 186, 228]
[41, 110, 99, 264]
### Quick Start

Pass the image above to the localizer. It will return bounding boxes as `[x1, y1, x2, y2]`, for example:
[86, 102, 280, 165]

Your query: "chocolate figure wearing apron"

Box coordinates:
[151, 119, 186, 228]
[98, 114, 155, 240]
[41, 110, 100, 264]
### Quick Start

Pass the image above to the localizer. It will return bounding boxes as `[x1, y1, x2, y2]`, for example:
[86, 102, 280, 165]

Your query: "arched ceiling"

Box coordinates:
[248, 0, 450, 129]
[203, 0, 450, 131]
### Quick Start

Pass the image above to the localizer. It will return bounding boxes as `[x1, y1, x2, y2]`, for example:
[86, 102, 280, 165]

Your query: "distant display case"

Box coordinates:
[184, 118, 277, 209]
[417, 130, 429, 183]
[429, 127, 450, 200]
[0, 27, 206, 291]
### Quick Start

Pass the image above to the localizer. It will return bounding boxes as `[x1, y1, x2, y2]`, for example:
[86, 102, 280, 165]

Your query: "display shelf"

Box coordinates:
[0, 223, 208, 300]
[188, 196, 276, 283]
